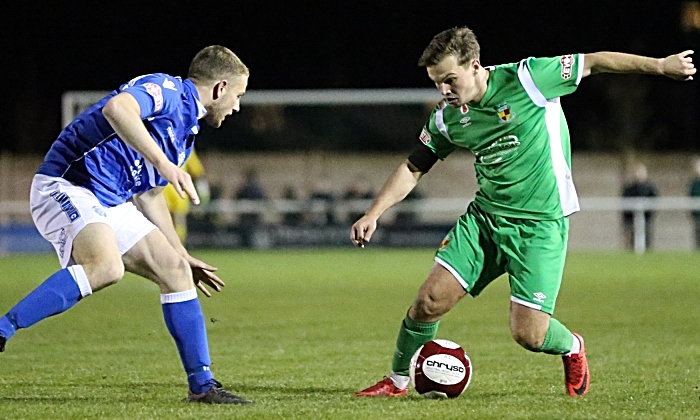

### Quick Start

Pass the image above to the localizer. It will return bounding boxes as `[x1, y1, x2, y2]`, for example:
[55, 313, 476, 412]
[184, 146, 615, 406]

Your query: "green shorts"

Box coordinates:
[435, 202, 568, 315]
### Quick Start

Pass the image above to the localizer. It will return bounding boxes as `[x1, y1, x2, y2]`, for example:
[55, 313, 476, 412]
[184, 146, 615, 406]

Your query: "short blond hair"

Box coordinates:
[418, 27, 480, 67]
[188, 45, 249, 83]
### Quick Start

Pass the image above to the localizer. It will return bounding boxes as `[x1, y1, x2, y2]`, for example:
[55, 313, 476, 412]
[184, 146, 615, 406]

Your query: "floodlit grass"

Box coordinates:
[0, 249, 699, 419]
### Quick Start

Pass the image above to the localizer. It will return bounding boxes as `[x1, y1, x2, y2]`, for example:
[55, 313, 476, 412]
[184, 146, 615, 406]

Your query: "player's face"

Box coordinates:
[204, 75, 249, 128]
[427, 55, 481, 107]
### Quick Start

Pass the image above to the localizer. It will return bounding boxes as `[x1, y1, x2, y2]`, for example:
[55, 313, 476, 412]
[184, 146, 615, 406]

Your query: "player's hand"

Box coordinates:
[186, 255, 225, 297]
[351, 215, 378, 248]
[159, 161, 201, 205]
[661, 50, 696, 81]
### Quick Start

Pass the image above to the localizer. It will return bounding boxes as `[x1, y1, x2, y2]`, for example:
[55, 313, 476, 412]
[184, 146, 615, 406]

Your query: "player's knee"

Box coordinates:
[86, 260, 125, 290]
[510, 326, 545, 352]
[156, 255, 193, 292]
[413, 291, 449, 320]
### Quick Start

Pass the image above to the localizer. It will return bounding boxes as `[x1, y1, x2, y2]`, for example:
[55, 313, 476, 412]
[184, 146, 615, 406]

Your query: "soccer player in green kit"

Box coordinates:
[352, 26, 695, 397]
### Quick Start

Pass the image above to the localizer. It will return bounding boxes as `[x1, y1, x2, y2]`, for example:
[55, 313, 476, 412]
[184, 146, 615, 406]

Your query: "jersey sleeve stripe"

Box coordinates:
[435, 106, 453, 141]
[544, 100, 580, 216]
[517, 59, 548, 107]
[575, 54, 585, 86]
[144, 160, 158, 188]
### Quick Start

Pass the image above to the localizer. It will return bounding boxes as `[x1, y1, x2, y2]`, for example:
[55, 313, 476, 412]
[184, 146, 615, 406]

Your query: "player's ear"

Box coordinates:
[213, 80, 228, 100]
[472, 59, 481, 75]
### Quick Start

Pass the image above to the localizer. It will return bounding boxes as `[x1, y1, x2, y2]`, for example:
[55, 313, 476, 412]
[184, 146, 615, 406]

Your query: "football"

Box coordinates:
[409, 339, 472, 399]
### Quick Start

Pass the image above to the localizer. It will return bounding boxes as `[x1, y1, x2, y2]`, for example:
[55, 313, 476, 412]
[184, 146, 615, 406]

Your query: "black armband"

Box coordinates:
[407, 142, 439, 173]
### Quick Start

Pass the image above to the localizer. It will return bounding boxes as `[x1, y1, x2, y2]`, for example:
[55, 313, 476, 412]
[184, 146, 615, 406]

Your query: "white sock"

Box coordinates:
[565, 334, 581, 356]
[389, 372, 410, 389]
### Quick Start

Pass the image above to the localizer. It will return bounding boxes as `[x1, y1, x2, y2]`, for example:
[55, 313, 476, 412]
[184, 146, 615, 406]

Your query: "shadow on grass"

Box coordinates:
[0, 380, 359, 402]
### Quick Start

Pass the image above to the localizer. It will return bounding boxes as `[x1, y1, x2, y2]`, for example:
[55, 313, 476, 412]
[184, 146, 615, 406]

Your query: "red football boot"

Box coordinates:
[355, 377, 408, 397]
[563, 332, 590, 396]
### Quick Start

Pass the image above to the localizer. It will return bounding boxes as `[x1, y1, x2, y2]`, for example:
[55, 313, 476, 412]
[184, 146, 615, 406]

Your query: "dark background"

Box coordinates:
[2, 1, 699, 153]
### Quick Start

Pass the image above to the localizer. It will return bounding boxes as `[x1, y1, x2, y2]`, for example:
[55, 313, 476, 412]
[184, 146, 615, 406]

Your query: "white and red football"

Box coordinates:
[409, 339, 472, 399]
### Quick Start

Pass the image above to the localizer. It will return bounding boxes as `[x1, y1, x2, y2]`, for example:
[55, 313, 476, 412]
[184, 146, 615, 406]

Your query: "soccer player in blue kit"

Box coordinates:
[0, 45, 251, 404]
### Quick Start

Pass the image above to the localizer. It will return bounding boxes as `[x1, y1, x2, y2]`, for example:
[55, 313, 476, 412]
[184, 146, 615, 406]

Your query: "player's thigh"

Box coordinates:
[501, 216, 569, 315]
[71, 222, 125, 289]
[434, 202, 505, 297]
[122, 229, 193, 293]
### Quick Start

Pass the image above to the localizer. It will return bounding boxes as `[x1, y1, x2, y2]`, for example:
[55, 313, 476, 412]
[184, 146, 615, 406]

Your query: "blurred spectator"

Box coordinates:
[394, 188, 424, 227]
[163, 148, 210, 246]
[688, 158, 700, 250]
[307, 180, 336, 225]
[621, 163, 658, 250]
[282, 184, 303, 226]
[343, 178, 375, 223]
[235, 168, 267, 227]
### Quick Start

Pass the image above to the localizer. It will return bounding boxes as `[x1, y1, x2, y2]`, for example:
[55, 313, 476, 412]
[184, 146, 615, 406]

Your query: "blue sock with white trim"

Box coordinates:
[0, 266, 91, 340]
[161, 289, 214, 394]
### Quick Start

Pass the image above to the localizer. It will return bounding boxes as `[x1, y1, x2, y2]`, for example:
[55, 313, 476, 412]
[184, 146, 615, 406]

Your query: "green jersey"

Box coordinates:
[420, 54, 584, 220]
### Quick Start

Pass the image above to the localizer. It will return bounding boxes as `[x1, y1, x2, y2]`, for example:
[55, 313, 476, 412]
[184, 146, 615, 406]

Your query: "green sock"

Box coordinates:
[391, 315, 439, 375]
[539, 317, 574, 355]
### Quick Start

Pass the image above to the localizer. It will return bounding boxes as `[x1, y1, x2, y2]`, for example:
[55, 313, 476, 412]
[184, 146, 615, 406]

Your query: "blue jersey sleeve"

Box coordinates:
[119, 73, 183, 119]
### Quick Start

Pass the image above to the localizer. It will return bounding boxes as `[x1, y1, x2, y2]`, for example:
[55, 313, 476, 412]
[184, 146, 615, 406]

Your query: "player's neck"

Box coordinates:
[470, 69, 490, 105]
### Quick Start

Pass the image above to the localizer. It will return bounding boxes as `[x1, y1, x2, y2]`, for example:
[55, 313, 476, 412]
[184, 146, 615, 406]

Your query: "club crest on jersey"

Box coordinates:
[460, 104, 469, 114]
[439, 233, 453, 249]
[560, 55, 574, 79]
[496, 103, 515, 123]
[419, 129, 432, 145]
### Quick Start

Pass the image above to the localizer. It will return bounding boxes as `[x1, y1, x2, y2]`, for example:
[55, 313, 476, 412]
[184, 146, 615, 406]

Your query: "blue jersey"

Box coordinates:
[37, 73, 207, 207]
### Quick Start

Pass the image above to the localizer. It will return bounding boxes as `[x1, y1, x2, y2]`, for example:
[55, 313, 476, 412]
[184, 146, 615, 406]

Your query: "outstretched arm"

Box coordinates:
[582, 50, 695, 80]
[350, 160, 425, 247]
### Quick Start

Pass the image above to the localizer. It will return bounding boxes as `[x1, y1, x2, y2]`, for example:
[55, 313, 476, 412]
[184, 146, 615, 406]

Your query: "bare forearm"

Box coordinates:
[585, 52, 662, 76]
[365, 160, 423, 218]
[583, 51, 695, 81]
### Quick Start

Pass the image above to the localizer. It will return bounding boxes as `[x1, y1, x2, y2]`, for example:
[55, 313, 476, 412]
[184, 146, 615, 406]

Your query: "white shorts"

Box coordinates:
[30, 174, 157, 268]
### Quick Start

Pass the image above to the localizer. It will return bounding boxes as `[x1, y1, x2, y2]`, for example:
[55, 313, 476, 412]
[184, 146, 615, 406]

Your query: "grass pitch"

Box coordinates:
[0, 249, 698, 419]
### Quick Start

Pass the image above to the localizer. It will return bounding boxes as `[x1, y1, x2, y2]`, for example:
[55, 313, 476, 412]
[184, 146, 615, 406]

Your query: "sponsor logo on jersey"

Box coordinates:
[533, 292, 547, 303]
[560, 55, 574, 79]
[460, 104, 469, 114]
[167, 126, 176, 143]
[496, 103, 515, 123]
[162, 78, 177, 91]
[130, 159, 143, 187]
[474, 135, 521, 164]
[50, 190, 81, 223]
[144, 83, 163, 112]
[460, 117, 472, 127]
[419, 129, 432, 145]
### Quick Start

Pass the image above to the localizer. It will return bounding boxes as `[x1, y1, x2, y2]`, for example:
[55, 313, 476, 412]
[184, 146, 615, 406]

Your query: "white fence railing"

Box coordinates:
[3, 197, 700, 253]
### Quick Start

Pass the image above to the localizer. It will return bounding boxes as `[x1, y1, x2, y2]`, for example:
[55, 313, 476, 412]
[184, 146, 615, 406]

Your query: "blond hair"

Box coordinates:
[188, 45, 249, 83]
